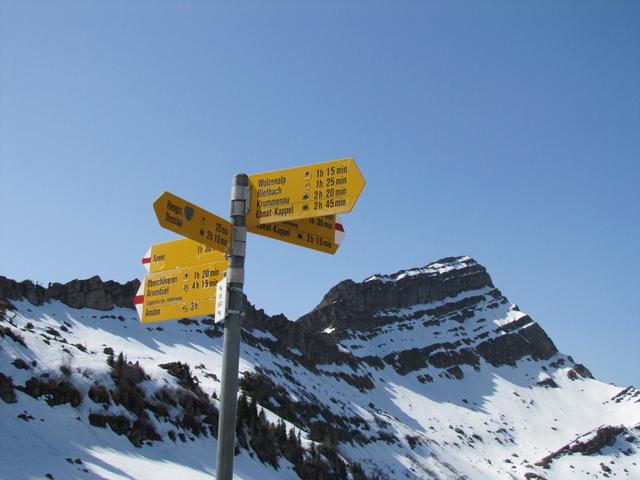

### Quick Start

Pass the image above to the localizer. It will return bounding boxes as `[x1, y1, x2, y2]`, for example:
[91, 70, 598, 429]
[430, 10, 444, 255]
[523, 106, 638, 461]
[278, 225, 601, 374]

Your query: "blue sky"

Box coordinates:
[1, 1, 639, 387]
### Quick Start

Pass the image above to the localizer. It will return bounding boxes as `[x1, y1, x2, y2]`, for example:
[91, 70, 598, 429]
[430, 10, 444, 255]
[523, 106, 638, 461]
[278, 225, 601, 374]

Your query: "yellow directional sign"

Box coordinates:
[135, 261, 225, 323]
[247, 215, 341, 254]
[142, 238, 227, 274]
[153, 192, 232, 253]
[280, 215, 336, 237]
[246, 158, 365, 225]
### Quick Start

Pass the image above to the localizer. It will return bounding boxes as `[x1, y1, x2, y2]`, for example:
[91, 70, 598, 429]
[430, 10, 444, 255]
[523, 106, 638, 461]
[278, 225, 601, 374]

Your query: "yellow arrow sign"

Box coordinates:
[134, 261, 225, 323]
[247, 215, 343, 254]
[246, 158, 364, 225]
[275, 215, 336, 237]
[153, 192, 232, 253]
[142, 238, 227, 274]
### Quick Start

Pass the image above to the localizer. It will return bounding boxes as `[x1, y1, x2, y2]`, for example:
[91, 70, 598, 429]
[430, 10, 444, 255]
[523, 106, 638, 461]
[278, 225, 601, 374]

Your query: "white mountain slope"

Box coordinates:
[1, 256, 639, 480]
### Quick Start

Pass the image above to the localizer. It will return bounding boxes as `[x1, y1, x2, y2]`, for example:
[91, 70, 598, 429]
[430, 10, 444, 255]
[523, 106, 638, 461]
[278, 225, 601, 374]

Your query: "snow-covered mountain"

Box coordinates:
[1, 256, 638, 479]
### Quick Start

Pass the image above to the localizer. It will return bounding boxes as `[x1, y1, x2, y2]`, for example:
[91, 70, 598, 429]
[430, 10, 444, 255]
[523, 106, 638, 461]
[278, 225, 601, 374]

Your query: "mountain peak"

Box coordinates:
[363, 255, 477, 284]
[307, 256, 493, 328]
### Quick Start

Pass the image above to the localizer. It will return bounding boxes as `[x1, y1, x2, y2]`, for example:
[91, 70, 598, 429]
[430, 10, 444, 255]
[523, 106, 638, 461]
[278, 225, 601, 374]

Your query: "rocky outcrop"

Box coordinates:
[570, 363, 594, 379]
[17, 375, 82, 407]
[88, 413, 161, 448]
[476, 322, 558, 367]
[535, 425, 627, 468]
[611, 386, 640, 403]
[241, 301, 360, 371]
[383, 343, 480, 376]
[0, 373, 17, 403]
[0, 275, 140, 311]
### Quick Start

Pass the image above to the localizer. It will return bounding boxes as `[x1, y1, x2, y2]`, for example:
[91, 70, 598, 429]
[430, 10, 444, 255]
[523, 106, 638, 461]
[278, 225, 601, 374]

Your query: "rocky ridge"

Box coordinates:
[0, 275, 140, 311]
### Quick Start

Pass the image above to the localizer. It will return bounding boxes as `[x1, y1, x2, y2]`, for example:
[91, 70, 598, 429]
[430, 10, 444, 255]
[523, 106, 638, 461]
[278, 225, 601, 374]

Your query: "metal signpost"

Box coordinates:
[215, 173, 248, 480]
[137, 158, 364, 480]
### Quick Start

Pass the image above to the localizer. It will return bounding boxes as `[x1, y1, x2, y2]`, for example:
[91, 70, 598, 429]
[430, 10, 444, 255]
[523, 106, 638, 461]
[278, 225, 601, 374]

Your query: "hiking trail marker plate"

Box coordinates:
[134, 261, 225, 323]
[142, 238, 227, 274]
[153, 192, 232, 253]
[247, 214, 345, 254]
[246, 158, 364, 226]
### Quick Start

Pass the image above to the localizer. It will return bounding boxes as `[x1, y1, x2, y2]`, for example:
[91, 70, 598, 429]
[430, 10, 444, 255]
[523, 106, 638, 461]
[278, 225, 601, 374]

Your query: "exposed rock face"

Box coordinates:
[299, 256, 493, 332]
[0, 275, 140, 311]
[241, 301, 359, 370]
[383, 344, 480, 376]
[610, 386, 640, 403]
[536, 425, 628, 468]
[571, 363, 594, 379]
[476, 321, 558, 367]
[0, 373, 17, 404]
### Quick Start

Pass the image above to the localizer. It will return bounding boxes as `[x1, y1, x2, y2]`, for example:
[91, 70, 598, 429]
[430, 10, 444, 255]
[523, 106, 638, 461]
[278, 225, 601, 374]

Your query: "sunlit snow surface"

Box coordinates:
[1, 293, 639, 479]
[364, 256, 476, 283]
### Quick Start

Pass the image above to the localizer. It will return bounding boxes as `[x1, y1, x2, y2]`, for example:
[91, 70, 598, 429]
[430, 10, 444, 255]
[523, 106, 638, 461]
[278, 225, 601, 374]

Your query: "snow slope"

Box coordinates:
[0, 301, 302, 480]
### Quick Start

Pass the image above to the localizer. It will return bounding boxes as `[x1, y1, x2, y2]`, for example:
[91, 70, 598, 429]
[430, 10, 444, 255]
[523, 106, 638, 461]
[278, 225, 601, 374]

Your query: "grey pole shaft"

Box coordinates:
[215, 174, 249, 480]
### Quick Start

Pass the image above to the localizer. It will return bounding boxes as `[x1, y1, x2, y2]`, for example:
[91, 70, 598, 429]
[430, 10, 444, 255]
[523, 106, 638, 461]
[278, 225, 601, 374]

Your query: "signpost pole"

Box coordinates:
[215, 173, 249, 480]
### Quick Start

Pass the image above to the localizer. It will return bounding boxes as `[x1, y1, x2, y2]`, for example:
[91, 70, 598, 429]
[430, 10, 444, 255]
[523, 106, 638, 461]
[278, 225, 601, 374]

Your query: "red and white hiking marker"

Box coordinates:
[134, 283, 144, 321]
[141, 247, 152, 273]
[335, 216, 345, 245]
